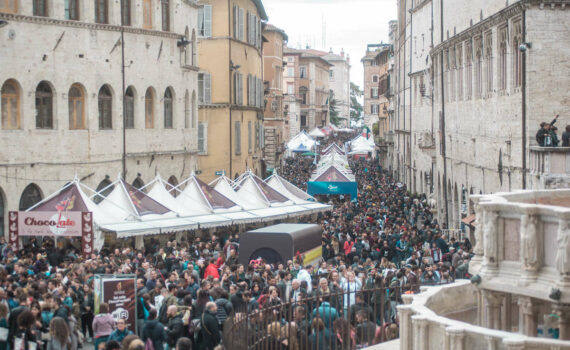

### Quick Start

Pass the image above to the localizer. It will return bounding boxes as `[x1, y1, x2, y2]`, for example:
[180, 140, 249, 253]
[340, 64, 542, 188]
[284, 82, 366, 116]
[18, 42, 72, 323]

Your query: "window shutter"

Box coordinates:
[198, 7, 204, 36]
[256, 17, 261, 49]
[204, 5, 212, 37]
[233, 6, 238, 39]
[198, 123, 204, 152]
[238, 8, 244, 41]
[239, 74, 243, 105]
[205, 73, 211, 104]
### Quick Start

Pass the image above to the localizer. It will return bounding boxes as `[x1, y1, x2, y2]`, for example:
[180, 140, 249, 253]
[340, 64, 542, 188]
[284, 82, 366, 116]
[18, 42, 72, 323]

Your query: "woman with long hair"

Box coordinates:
[14, 310, 37, 350]
[0, 304, 8, 350]
[92, 303, 115, 350]
[47, 317, 70, 350]
[190, 290, 209, 320]
[80, 284, 94, 343]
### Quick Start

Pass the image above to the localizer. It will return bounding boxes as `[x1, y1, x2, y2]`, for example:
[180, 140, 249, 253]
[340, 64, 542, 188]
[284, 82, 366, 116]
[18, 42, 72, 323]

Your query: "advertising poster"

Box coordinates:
[102, 277, 136, 333]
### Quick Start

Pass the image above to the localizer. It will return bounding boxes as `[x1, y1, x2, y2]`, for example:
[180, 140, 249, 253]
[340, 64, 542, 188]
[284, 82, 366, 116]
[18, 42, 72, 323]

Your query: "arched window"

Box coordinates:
[94, 179, 113, 204]
[183, 27, 190, 66]
[69, 84, 85, 130]
[33, 0, 48, 16]
[299, 86, 308, 105]
[143, 0, 152, 29]
[125, 86, 135, 129]
[184, 90, 190, 128]
[132, 177, 145, 191]
[191, 29, 197, 66]
[1, 79, 21, 130]
[19, 184, 43, 211]
[36, 81, 54, 129]
[1, 0, 17, 13]
[161, 0, 170, 31]
[167, 176, 178, 197]
[94, 0, 108, 24]
[164, 88, 173, 128]
[191, 91, 197, 128]
[145, 88, 154, 128]
[98, 85, 112, 129]
[0, 187, 4, 238]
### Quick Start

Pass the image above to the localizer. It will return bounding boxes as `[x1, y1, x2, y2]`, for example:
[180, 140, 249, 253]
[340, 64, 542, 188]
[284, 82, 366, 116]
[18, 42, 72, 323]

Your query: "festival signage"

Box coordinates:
[16, 211, 84, 237]
[101, 277, 136, 333]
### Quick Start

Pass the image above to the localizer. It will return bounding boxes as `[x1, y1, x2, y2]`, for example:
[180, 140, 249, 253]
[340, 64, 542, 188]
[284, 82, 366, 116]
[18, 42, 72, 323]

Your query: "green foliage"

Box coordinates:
[350, 82, 363, 124]
[329, 90, 342, 126]
[372, 123, 379, 136]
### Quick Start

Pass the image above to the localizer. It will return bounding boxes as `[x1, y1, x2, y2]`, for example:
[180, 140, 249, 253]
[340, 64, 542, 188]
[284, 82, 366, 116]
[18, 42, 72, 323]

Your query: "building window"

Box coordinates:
[450, 46, 456, 101]
[164, 88, 173, 128]
[300, 66, 307, 79]
[198, 123, 207, 154]
[287, 83, 294, 95]
[248, 121, 252, 153]
[372, 75, 378, 83]
[94, 179, 113, 204]
[371, 87, 379, 98]
[191, 91, 196, 127]
[64, 0, 79, 20]
[198, 5, 212, 37]
[121, 0, 131, 26]
[1, 79, 20, 130]
[234, 121, 241, 155]
[19, 184, 43, 211]
[457, 44, 463, 100]
[234, 72, 243, 105]
[299, 87, 308, 105]
[465, 40, 473, 100]
[371, 59, 378, 67]
[161, 0, 170, 31]
[498, 26, 508, 91]
[94, 0, 108, 24]
[329, 70, 334, 79]
[36, 81, 53, 129]
[0, 189, 3, 238]
[33, 0, 48, 17]
[132, 177, 145, 191]
[98, 85, 112, 129]
[69, 84, 86, 130]
[145, 88, 155, 128]
[300, 115, 307, 128]
[198, 73, 211, 104]
[184, 90, 190, 129]
[125, 86, 135, 129]
[0, 0, 17, 13]
[287, 67, 294, 77]
[371, 104, 379, 115]
[484, 31, 493, 94]
[474, 36, 483, 99]
[512, 20, 522, 88]
[143, 0, 152, 29]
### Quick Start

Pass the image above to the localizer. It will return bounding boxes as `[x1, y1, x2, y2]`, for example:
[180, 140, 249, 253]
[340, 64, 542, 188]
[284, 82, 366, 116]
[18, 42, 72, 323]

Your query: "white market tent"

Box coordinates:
[308, 127, 326, 138]
[286, 131, 316, 155]
[348, 135, 376, 157]
[29, 171, 332, 249]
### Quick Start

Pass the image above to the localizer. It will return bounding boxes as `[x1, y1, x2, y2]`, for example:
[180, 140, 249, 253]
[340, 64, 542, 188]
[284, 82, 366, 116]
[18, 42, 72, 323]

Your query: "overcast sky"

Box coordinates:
[262, 0, 397, 89]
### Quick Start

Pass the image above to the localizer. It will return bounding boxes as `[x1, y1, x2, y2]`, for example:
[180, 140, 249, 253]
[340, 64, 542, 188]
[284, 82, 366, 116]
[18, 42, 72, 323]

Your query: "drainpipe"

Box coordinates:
[409, 6, 413, 189]
[521, 8, 527, 189]
[440, 0, 449, 228]
[228, 0, 233, 178]
[120, 0, 127, 179]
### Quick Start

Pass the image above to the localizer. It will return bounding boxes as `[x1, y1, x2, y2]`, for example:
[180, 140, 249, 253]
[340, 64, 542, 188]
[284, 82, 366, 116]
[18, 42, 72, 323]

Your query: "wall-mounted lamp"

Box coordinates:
[230, 60, 241, 71]
[177, 37, 191, 47]
[519, 42, 532, 52]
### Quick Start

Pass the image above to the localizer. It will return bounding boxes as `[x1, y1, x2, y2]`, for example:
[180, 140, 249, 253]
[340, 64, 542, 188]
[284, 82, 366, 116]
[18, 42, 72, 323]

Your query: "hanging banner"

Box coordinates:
[8, 211, 19, 251]
[15, 211, 84, 237]
[101, 277, 137, 333]
[82, 212, 94, 257]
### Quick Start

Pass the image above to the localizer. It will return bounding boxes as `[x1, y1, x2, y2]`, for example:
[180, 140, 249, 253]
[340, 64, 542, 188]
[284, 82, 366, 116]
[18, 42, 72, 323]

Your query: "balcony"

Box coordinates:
[529, 146, 570, 189]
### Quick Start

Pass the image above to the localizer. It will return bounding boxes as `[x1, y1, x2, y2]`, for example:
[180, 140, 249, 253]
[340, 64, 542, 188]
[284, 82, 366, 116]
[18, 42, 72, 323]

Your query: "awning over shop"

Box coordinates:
[461, 214, 476, 227]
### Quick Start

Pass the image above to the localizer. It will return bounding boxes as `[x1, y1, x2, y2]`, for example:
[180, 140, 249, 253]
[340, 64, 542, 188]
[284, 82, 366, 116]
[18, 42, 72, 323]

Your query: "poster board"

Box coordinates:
[94, 275, 137, 334]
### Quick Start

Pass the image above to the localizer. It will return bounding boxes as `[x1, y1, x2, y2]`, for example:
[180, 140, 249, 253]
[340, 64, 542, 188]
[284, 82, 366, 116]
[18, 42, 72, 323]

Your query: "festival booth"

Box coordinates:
[307, 166, 358, 199]
[309, 127, 326, 138]
[347, 134, 376, 160]
[13, 171, 333, 252]
[321, 143, 345, 156]
[286, 131, 316, 157]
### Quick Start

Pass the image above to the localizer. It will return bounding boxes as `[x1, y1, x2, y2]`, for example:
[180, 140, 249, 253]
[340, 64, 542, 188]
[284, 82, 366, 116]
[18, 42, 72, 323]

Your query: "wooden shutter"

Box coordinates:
[238, 8, 244, 41]
[204, 5, 212, 37]
[204, 73, 211, 104]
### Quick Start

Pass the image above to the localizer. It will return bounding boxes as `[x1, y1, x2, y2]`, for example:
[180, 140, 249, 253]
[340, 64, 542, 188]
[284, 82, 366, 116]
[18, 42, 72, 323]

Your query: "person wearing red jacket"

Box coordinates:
[344, 239, 355, 256]
[203, 258, 220, 279]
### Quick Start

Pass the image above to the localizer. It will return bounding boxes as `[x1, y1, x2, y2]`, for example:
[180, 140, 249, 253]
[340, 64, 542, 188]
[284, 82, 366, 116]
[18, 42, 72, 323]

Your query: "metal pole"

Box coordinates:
[121, 1, 127, 179]
[521, 9, 527, 189]
[440, 0, 449, 228]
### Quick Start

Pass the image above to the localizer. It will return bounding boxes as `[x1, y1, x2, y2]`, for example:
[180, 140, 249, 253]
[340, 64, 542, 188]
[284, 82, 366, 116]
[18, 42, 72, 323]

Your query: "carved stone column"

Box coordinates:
[502, 293, 512, 331]
[398, 305, 414, 350]
[520, 214, 542, 283]
[473, 203, 484, 256]
[483, 210, 499, 271]
[518, 296, 540, 337]
[446, 327, 465, 350]
[554, 303, 570, 341]
[439, 324, 450, 350]
[411, 316, 429, 350]
[485, 335, 497, 350]
[555, 217, 570, 287]
[483, 290, 504, 330]
[503, 338, 525, 350]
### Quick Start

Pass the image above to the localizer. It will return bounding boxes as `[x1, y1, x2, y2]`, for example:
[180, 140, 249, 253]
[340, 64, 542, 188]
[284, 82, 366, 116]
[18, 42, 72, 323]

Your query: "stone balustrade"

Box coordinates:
[398, 281, 570, 350]
[529, 146, 570, 189]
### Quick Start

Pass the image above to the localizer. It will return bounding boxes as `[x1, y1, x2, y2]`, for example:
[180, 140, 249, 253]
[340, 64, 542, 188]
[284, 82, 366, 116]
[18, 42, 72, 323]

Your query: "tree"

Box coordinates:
[350, 82, 363, 125]
[329, 90, 342, 126]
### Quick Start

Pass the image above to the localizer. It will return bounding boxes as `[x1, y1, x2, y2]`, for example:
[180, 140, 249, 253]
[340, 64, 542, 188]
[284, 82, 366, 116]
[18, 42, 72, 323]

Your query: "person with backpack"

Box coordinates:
[165, 306, 185, 349]
[141, 309, 166, 350]
[195, 302, 220, 350]
[158, 285, 178, 326]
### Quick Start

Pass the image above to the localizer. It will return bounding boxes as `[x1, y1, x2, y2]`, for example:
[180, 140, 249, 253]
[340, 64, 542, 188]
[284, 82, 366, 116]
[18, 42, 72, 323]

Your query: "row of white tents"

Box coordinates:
[28, 171, 332, 251]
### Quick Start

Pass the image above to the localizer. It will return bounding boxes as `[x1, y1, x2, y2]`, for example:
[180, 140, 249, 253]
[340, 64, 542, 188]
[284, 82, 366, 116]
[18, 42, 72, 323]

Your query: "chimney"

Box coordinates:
[340, 48, 345, 58]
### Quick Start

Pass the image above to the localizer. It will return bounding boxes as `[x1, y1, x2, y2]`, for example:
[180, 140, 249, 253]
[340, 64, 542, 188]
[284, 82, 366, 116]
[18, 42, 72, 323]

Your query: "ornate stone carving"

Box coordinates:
[474, 204, 484, 255]
[555, 219, 570, 276]
[521, 214, 540, 271]
[483, 211, 498, 264]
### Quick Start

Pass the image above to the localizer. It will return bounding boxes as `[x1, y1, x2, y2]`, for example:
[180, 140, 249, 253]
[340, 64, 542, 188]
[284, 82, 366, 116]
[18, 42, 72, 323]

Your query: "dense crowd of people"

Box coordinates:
[0, 133, 474, 350]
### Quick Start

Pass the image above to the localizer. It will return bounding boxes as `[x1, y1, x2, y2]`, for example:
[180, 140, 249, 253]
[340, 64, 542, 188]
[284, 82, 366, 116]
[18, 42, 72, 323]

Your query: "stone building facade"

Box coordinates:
[362, 44, 391, 136]
[390, 0, 570, 229]
[0, 0, 199, 237]
[197, 0, 266, 182]
[262, 24, 287, 174]
[283, 47, 331, 132]
[322, 49, 351, 128]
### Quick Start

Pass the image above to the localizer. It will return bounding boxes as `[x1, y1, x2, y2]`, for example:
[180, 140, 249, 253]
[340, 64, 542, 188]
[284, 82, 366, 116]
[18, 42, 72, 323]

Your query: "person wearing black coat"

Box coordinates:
[165, 306, 186, 348]
[196, 303, 221, 350]
[142, 309, 167, 350]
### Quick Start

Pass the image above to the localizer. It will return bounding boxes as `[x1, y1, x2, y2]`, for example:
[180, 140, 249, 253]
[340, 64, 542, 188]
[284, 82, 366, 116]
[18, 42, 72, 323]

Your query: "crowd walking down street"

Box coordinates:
[0, 135, 473, 350]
